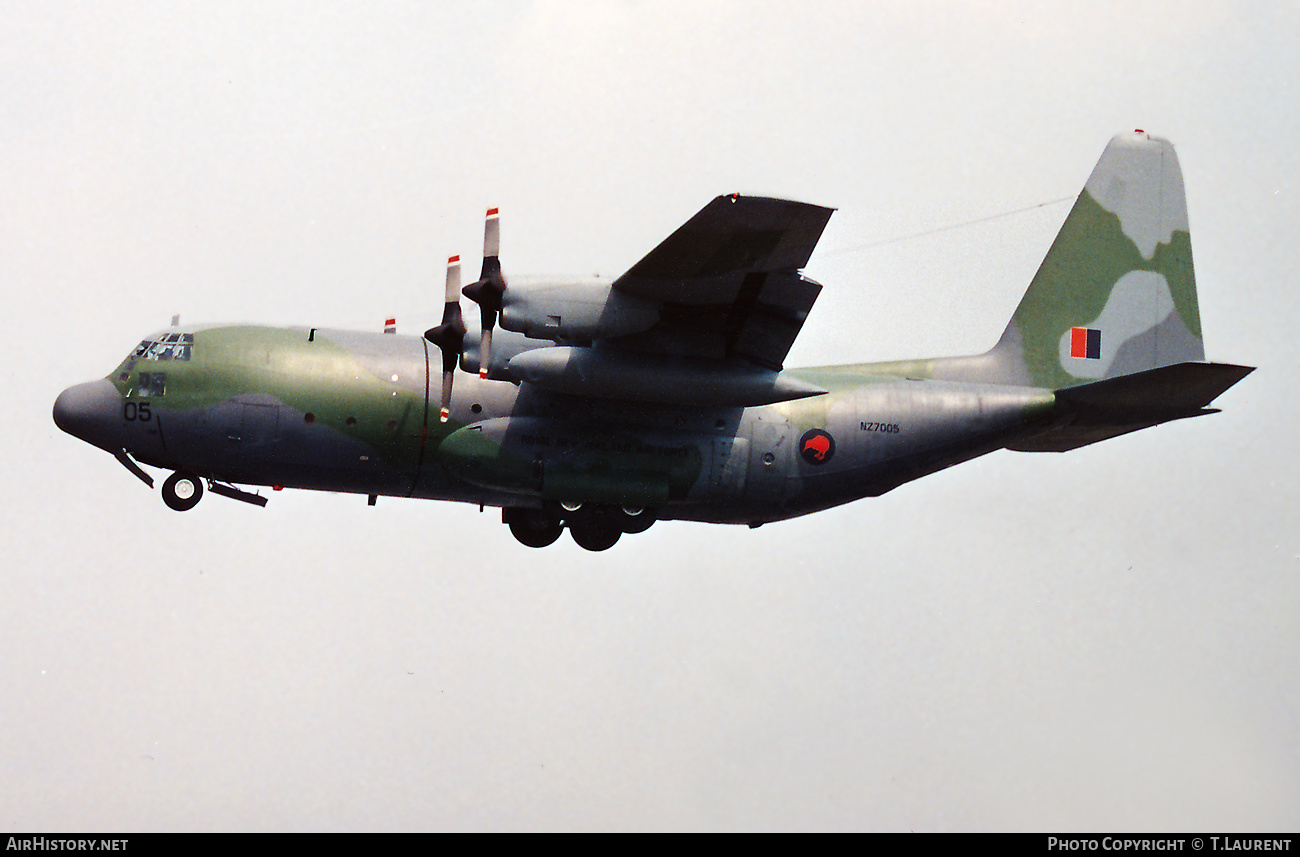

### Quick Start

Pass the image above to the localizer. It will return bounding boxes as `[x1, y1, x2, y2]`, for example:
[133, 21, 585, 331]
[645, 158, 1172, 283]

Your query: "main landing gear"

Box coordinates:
[503, 504, 656, 551]
[505, 507, 564, 548]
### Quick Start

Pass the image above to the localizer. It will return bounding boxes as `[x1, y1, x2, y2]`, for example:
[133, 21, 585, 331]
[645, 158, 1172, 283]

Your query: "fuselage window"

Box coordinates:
[137, 372, 166, 397]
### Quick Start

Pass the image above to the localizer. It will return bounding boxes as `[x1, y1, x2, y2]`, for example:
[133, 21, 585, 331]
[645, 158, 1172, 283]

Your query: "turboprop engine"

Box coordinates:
[496, 277, 660, 342]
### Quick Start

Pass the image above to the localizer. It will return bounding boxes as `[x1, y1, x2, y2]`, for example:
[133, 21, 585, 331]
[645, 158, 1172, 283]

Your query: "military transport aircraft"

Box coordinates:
[54, 132, 1252, 550]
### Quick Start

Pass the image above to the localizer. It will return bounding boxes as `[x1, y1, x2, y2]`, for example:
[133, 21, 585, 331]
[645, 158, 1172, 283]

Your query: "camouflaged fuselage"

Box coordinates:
[91, 324, 1056, 524]
[55, 132, 1251, 542]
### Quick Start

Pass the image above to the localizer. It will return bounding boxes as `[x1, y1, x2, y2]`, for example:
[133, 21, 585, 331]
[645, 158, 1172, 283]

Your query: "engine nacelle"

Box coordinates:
[498, 277, 659, 342]
[507, 346, 826, 406]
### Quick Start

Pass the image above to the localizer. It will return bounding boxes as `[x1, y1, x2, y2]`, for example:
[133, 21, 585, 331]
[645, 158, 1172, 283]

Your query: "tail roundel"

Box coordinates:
[990, 131, 1205, 391]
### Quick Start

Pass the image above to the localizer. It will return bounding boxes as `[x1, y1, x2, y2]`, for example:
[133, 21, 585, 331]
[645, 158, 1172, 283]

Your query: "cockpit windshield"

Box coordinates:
[132, 332, 194, 362]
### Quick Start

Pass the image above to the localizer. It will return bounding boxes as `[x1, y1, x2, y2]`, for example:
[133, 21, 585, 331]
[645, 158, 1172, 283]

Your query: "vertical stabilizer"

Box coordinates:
[990, 132, 1205, 390]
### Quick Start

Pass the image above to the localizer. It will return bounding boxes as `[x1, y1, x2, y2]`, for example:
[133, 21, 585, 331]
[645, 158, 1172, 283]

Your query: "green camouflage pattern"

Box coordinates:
[817, 133, 1206, 390]
[54, 133, 1250, 549]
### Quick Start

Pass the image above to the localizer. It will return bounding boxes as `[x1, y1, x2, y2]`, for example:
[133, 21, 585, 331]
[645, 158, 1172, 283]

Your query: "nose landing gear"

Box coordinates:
[161, 471, 203, 511]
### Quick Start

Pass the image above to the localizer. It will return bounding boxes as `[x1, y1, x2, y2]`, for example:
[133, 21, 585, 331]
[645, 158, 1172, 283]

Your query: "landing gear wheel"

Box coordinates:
[505, 508, 563, 548]
[568, 511, 622, 552]
[162, 471, 203, 512]
[509, 516, 563, 548]
[614, 506, 655, 534]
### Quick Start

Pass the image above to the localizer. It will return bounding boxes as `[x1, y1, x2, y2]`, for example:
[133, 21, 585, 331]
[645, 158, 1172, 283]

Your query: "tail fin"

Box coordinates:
[990, 131, 1205, 390]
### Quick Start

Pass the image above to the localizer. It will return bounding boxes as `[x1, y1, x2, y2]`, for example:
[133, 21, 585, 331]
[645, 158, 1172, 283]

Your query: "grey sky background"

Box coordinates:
[3, 1, 1297, 831]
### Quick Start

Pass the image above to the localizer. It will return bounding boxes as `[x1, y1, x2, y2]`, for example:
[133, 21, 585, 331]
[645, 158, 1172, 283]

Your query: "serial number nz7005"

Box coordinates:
[859, 421, 900, 434]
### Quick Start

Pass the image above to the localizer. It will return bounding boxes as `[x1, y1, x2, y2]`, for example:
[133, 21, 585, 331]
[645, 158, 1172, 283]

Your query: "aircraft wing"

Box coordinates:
[609, 194, 834, 370]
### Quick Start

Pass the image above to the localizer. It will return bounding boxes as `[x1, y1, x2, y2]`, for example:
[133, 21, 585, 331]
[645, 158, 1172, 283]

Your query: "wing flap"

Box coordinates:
[609, 195, 833, 368]
[615, 195, 833, 305]
[726, 271, 822, 369]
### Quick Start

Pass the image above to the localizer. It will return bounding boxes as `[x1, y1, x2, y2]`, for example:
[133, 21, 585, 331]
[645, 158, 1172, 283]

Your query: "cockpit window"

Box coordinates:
[136, 372, 166, 397]
[133, 333, 193, 362]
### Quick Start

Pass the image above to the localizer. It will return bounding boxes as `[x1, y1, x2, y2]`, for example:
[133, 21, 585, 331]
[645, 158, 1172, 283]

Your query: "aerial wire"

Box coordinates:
[818, 195, 1074, 259]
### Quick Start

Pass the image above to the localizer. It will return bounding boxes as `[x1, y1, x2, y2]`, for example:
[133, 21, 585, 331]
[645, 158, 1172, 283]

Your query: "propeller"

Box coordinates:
[423, 256, 466, 422]
[462, 208, 507, 379]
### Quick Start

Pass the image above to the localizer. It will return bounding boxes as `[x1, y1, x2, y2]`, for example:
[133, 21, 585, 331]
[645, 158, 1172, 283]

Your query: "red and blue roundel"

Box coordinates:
[799, 429, 835, 465]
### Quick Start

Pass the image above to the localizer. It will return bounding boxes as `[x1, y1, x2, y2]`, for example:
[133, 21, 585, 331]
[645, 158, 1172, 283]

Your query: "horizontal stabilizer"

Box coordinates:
[1009, 361, 1253, 452]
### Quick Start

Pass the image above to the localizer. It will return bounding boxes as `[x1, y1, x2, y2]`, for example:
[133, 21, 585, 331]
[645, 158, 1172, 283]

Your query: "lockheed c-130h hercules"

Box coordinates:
[54, 132, 1252, 551]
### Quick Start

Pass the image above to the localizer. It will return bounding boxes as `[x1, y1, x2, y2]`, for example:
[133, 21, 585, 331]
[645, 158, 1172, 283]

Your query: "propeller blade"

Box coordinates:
[444, 253, 462, 305]
[463, 208, 506, 379]
[483, 206, 500, 260]
[478, 321, 494, 381]
[423, 255, 466, 422]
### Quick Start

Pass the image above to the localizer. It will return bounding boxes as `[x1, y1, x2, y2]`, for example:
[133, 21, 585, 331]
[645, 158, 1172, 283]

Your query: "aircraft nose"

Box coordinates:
[53, 379, 122, 451]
